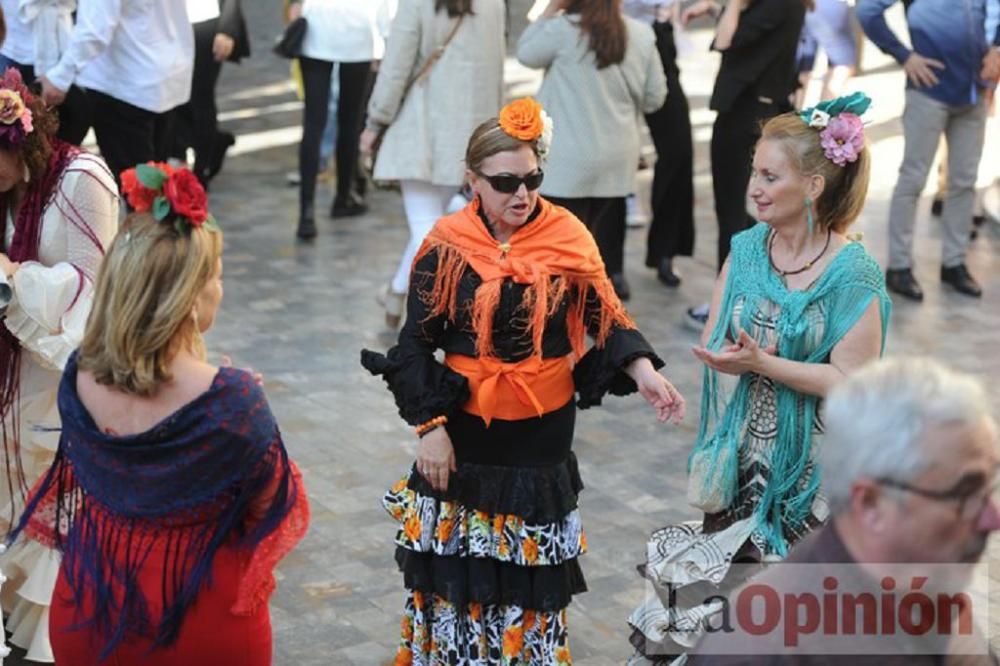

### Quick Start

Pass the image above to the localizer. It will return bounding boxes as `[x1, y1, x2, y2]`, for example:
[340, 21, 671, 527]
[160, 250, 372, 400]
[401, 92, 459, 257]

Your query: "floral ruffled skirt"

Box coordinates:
[383, 453, 587, 665]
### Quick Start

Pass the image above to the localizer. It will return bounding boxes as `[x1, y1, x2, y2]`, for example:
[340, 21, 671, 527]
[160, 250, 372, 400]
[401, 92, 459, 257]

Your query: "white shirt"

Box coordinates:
[186, 0, 220, 23]
[300, 0, 396, 62]
[18, 0, 77, 74]
[0, 0, 35, 64]
[46, 0, 195, 113]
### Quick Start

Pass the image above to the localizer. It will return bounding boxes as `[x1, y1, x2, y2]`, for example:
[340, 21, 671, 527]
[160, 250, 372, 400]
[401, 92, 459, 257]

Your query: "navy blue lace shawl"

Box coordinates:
[8, 352, 298, 659]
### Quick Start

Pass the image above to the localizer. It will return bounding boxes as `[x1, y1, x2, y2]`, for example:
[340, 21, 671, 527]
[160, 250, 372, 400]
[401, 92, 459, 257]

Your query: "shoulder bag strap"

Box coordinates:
[403, 14, 465, 97]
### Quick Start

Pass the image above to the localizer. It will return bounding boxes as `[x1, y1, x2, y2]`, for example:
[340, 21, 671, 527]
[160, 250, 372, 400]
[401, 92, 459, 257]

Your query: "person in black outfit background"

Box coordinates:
[643, 9, 695, 288]
[681, 0, 808, 328]
[173, 0, 250, 188]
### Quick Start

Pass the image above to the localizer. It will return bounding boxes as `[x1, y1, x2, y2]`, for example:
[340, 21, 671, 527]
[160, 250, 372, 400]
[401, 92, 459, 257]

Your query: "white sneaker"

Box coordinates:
[377, 285, 406, 329]
[626, 194, 649, 228]
[684, 303, 710, 332]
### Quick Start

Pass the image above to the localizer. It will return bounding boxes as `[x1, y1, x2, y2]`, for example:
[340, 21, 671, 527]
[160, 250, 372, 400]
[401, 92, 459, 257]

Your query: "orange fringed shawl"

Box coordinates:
[413, 197, 636, 360]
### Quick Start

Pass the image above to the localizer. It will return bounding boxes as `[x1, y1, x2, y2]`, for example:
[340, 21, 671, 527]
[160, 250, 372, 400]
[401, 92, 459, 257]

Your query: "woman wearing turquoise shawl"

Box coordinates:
[627, 93, 892, 663]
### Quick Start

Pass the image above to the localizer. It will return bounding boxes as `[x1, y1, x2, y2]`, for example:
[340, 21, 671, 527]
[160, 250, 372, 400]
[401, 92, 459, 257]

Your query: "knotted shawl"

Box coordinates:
[9, 352, 306, 659]
[690, 224, 891, 555]
[413, 196, 635, 360]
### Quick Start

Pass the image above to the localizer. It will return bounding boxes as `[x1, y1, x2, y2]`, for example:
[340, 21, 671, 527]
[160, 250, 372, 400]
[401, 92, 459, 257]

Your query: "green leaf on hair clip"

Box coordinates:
[136, 164, 168, 190]
[799, 91, 872, 125]
[203, 214, 220, 232]
[174, 218, 186, 235]
[152, 196, 171, 221]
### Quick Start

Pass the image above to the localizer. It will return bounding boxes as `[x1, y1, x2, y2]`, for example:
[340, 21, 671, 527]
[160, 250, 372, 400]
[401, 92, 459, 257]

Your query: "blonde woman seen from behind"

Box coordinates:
[8, 172, 309, 663]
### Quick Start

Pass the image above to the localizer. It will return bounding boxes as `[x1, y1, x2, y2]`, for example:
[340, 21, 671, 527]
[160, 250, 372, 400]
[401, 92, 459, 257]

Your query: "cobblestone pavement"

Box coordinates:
[11, 3, 998, 665]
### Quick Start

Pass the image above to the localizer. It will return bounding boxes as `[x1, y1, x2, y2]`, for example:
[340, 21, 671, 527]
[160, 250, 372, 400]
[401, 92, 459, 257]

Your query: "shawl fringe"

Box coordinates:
[413, 236, 635, 361]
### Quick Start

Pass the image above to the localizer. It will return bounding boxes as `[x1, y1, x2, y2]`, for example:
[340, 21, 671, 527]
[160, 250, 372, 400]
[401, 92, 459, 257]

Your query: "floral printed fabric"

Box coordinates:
[383, 475, 587, 566]
[395, 591, 573, 666]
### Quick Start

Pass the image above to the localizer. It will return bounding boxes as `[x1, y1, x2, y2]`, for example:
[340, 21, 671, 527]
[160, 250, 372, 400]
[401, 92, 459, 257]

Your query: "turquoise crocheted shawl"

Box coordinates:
[690, 223, 891, 555]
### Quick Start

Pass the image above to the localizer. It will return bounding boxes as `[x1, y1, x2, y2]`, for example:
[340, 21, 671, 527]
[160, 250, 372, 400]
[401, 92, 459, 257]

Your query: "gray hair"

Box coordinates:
[821, 357, 995, 513]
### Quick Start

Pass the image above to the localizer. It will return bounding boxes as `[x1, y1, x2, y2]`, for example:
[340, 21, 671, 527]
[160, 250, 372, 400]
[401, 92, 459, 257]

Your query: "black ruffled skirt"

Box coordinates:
[383, 402, 586, 664]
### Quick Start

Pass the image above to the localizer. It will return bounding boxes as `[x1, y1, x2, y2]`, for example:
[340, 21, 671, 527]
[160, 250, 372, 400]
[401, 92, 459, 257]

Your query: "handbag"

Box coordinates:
[686, 436, 738, 514]
[686, 376, 761, 514]
[273, 17, 307, 59]
[368, 16, 465, 172]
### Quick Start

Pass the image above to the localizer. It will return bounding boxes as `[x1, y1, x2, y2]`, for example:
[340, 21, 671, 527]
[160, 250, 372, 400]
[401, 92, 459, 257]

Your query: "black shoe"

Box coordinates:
[205, 131, 236, 182]
[940, 263, 982, 297]
[656, 257, 682, 287]
[885, 268, 924, 302]
[331, 194, 368, 218]
[931, 198, 943, 217]
[296, 216, 317, 240]
[610, 273, 631, 301]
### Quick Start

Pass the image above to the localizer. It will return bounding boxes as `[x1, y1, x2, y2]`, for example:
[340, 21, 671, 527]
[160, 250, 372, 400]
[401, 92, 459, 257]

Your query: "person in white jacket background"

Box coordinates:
[359, 0, 505, 328]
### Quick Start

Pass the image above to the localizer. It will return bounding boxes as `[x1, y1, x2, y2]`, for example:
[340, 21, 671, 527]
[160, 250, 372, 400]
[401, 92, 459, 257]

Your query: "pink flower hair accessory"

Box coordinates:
[0, 68, 36, 148]
[819, 113, 864, 167]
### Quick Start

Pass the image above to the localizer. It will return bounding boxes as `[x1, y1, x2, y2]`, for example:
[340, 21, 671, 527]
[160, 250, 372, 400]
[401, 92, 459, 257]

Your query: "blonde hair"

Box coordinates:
[465, 118, 540, 173]
[79, 213, 223, 396]
[758, 113, 871, 233]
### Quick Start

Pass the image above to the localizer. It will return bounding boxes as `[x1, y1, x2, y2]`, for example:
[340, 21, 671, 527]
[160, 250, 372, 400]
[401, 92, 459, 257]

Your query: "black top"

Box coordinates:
[709, 0, 806, 113]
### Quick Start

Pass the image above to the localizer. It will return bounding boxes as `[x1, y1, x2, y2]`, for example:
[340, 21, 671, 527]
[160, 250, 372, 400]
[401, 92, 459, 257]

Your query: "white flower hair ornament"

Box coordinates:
[538, 109, 554, 162]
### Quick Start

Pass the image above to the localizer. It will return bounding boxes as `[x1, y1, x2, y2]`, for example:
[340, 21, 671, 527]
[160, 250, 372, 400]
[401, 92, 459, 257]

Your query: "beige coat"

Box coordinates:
[367, 0, 505, 186]
[517, 14, 667, 198]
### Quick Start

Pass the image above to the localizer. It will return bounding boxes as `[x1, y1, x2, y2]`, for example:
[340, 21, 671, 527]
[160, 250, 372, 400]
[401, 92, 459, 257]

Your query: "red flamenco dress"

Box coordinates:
[9, 352, 310, 664]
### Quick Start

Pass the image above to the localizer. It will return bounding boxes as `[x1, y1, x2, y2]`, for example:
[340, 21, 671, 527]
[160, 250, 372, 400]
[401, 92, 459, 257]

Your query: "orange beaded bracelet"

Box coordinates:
[415, 415, 448, 437]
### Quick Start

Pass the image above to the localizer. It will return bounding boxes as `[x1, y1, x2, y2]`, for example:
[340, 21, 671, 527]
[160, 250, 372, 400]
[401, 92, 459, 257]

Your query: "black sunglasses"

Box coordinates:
[475, 169, 544, 194]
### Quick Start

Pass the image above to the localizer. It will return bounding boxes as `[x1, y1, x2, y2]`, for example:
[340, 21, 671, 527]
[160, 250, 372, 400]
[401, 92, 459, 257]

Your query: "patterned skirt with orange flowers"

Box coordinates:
[382, 408, 587, 665]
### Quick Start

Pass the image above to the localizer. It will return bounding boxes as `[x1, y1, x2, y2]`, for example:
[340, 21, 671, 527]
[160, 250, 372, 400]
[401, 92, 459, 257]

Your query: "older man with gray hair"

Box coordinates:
[686, 357, 1000, 664]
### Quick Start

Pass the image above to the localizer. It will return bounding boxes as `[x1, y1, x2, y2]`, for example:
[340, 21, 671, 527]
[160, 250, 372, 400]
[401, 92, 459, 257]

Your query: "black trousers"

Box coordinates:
[4, 60, 91, 145]
[91, 91, 174, 188]
[546, 195, 626, 275]
[298, 57, 372, 214]
[710, 93, 781, 270]
[173, 19, 226, 181]
[644, 21, 695, 268]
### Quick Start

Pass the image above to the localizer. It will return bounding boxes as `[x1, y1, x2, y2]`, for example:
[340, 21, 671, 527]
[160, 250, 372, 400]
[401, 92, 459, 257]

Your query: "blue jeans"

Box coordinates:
[320, 64, 339, 167]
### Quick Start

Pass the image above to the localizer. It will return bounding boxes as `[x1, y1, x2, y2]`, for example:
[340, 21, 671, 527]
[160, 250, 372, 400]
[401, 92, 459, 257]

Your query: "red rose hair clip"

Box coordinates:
[120, 163, 218, 232]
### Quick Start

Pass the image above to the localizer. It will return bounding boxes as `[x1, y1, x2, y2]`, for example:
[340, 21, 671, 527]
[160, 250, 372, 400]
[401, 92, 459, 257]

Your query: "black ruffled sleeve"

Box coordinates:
[572, 288, 664, 409]
[360, 250, 470, 426]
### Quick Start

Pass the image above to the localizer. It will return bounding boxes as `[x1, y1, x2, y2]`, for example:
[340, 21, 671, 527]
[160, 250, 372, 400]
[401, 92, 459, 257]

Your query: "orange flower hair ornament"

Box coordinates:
[120, 163, 219, 233]
[498, 97, 553, 161]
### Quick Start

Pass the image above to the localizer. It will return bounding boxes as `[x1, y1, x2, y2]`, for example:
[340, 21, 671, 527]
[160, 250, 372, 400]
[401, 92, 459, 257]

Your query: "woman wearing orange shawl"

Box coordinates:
[362, 98, 685, 664]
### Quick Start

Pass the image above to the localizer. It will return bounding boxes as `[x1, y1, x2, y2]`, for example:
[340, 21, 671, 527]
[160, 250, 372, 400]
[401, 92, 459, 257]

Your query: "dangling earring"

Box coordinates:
[22, 164, 30, 184]
[804, 197, 814, 234]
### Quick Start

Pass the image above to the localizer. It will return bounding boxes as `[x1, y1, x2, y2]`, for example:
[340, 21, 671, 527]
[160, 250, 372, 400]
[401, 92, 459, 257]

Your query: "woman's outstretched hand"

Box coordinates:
[692, 329, 776, 376]
[626, 357, 686, 424]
